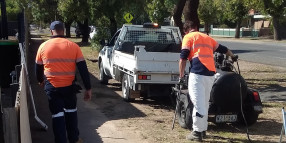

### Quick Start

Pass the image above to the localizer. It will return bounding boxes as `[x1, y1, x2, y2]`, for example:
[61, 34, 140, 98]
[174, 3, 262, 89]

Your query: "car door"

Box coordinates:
[104, 30, 121, 76]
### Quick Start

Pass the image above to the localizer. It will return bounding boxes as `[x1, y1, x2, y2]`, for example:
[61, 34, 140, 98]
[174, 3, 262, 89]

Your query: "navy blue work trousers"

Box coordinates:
[45, 84, 79, 143]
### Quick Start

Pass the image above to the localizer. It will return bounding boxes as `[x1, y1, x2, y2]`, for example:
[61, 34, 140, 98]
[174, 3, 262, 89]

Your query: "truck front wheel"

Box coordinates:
[122, 74, 135, 102]
[99, 62, 109, 84]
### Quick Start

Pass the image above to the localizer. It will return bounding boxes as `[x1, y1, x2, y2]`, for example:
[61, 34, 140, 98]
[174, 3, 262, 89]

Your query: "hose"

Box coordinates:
[236, 61, 252, 143]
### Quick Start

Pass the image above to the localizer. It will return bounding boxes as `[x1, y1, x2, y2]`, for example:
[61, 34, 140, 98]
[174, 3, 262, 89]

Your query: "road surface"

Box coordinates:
[216, 38, 286, 67]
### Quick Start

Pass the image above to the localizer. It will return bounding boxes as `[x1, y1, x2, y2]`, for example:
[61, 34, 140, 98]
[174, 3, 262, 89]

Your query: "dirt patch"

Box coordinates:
[79, 42, 286, 143]
[238, 60, 286, 101]
[28, 37, 286, 143]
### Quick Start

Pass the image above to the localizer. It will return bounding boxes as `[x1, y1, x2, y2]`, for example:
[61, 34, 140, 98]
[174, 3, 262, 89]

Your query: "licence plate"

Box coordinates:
[215, 115, 237, 123]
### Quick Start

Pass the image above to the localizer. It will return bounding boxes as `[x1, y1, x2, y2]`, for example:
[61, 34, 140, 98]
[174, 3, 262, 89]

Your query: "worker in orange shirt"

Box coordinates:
[179, 21, 237, 142]
[35, 21, 91, 143]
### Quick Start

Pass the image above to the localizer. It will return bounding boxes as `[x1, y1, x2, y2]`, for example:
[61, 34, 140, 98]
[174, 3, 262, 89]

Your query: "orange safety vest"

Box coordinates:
[182, 32, 218, 72]
[35, 38, 85, 87]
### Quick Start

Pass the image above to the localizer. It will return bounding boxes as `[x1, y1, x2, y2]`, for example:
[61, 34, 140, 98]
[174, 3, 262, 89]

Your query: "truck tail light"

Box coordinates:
[253, 91, 260, 101]
[138, 75, 151, 80]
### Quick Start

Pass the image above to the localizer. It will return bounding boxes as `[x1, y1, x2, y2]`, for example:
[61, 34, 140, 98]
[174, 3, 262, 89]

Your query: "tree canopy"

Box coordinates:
[10, 0, 286, 40]
[5, 0, 21, 21]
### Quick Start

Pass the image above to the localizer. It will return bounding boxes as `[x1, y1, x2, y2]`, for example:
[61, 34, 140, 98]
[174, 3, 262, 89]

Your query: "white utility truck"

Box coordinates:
[98, 23, 186, 101]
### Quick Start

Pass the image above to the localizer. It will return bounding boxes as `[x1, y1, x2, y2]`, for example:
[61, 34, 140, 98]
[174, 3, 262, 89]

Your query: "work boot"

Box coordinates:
[202, 131, 207, 139]
[76, 138, 83, 143]
[186, 131, 202, 142]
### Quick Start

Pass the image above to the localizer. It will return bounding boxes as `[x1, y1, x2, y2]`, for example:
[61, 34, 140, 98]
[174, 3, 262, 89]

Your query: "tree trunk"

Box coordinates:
[184, 0, 200, 30]
[109, 15, 117, 36]
[204, 22, 209, 35]
[65, 21, 72, 38]
[81, 19, 89, 43]
[235, 20, 241, 39]
[272, 17, 282, 41]
[173, 0, 186, 35]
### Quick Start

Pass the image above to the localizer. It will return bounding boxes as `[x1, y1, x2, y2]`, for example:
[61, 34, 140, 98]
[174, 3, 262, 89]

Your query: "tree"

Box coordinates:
[173, 0, 187, 34]
[184, 0, 200, 30]
[146, 0, 171, 25]
[58, 0, 78, 37]
[225, 0, 247, 38]
[262, 0, 286, 40]
[30, 2, 50, 29]
[198, 0, 218, 34]
[6, 0, 21, 21]
[89, 0, 149, 36]
[89, 0, 124, 36]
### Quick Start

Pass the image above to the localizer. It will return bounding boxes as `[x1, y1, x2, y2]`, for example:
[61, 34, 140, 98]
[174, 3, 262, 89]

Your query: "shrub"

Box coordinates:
[90, 27, 111, 51]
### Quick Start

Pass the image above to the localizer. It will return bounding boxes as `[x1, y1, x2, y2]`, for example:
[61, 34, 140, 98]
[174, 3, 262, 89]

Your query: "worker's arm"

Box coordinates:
[76, 61, 92, 101]
[215, 44, 236, 59]
[179, 49, 190, 78]
[179, 59, 187, 78]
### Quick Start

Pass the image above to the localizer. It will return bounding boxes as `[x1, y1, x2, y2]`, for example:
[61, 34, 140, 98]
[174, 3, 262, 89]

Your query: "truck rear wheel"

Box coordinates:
[99, 62, 109, 84]
[122, 74, 135, 102]
[177, 93, 193, 130]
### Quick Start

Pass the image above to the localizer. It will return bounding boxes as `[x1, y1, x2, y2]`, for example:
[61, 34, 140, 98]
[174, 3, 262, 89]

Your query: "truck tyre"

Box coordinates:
[176, 93, 193, 130]
[239, 105, 259, 126]
[122, 74, 135, 102]
[99, 62, 108, 84]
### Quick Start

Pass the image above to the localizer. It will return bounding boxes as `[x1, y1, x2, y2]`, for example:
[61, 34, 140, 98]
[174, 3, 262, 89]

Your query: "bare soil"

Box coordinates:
[83, 44, 286, 143]
[28, 37, 286, 143]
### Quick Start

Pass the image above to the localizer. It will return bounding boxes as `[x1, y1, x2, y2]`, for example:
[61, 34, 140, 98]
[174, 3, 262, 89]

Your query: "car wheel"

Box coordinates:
[239, 105, 259, 126]
[99, 62, 108, 84]
[122, 74, 135, 102]
[176, 93, 193, 130]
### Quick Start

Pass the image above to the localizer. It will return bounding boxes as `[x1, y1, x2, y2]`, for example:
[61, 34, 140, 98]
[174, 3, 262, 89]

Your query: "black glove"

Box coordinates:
[178, 77, 184, 85]
[231, 55, 238, 62]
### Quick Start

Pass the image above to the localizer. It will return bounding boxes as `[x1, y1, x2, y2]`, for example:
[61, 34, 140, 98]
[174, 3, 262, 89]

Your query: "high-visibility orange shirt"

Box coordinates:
[35, 37, 85, 87]
[182, 32, 218, 72]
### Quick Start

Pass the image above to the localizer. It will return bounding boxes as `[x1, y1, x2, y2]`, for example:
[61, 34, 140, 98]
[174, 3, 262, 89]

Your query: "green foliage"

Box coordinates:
[58, 0, 77, 22]
[5, 0, 21, 21]
[58, 0, 90, 23]
[243, 0, 263, 11]
[212, 0, 231, 26]
[198, 0, 217, 25]
[146, 0, 173, 24]
[262, 0, 286, 18]
[31, 2, 49, 23]
[225, 0, 247, 23]
[90, 27, 111, 52]
[30, 0, 58, 26]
